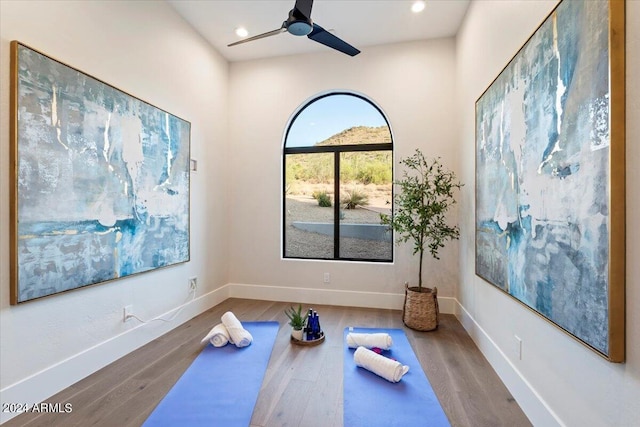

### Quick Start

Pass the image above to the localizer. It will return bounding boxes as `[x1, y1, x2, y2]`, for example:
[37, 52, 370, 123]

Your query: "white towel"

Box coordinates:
[221, 311, 253, 348]
[346, 332, 393, 350]
[201, 323, 231, 348]
[353, 346, 409, 383]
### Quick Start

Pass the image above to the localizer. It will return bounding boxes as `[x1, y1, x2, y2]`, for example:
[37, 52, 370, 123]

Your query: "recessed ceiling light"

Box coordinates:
[411, 1, 426, 13]
[235, 27, 248, 38]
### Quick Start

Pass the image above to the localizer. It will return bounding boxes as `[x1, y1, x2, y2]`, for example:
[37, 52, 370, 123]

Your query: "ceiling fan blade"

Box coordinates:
[293, 0, 313, 20]
[307, 24, 360, 56]
[228, 25, 286, 47]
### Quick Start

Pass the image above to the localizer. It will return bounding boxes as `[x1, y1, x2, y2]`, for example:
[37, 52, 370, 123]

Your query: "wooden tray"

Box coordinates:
[291, 332, 325, 346]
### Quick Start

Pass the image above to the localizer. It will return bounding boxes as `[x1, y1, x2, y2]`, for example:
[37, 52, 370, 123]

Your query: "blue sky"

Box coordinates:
[286, 94, 388, 147]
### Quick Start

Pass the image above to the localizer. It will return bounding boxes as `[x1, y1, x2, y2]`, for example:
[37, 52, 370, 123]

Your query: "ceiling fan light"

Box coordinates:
[235, 27, 249, 38]
[288, 21, 313, 36]
[411, 1, 426, 13]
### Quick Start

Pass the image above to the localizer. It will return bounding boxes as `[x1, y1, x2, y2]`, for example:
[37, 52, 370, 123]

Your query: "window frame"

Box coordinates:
[282, 91, 394, 262]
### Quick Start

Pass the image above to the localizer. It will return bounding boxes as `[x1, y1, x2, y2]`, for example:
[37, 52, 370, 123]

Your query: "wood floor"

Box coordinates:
[5, 298, 532, 427]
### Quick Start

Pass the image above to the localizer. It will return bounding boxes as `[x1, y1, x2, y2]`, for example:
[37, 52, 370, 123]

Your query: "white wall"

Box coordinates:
[227, 39, 461, 310]
[2, 1, 637, 425]
[456, 1, 640, 426]
[0, 1, 229, 422]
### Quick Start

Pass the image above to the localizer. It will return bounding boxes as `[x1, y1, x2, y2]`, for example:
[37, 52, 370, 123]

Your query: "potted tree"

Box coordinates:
[380, 149, 462, 331]
[285, 304, 308, 341]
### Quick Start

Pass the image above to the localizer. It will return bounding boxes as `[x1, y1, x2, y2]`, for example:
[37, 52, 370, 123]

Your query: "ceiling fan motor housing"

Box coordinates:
[286, 8, 313, 36]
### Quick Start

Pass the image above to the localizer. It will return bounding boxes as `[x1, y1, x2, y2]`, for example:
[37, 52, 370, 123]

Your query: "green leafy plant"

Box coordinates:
[312, 190, 332, 207]
[380, 149, 462, 290]
[342, 188, 369, 209]
[284, 304, 308, 330]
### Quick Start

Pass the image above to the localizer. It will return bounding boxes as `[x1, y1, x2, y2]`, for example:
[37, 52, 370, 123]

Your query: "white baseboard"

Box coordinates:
[0, 286, 229, 425]
[226, 282, 458, 314]
[454, 301, 564, 427]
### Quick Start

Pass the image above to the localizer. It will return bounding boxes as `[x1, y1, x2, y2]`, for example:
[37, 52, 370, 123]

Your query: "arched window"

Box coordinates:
[283, 92, 393, 262]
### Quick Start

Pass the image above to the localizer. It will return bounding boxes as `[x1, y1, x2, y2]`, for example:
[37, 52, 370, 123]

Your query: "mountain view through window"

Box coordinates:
[283, 93, 393, 262]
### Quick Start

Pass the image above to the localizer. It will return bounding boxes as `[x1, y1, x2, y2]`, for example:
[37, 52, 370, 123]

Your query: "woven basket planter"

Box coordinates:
[402, 285, 439, 331]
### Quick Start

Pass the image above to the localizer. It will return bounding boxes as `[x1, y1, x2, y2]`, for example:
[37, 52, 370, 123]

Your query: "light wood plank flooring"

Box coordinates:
[4, 298, 532, 427]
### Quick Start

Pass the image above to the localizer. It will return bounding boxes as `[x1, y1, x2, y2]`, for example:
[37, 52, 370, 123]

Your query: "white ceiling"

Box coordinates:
[167, 0, 470, 62]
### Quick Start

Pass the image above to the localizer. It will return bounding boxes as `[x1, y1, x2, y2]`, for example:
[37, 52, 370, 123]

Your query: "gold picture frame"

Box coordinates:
[475, 0, 625, 362]
[10, 41, 191, 304]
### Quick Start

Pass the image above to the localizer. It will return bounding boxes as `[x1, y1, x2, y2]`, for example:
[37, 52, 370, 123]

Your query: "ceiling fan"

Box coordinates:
[227, 0, 360, 57]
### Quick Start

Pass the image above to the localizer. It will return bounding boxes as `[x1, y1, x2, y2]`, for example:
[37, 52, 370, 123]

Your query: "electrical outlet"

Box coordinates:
[514, 335, 522, 360]
[323, 272, 330, 284]
[123, 305, 133, 323]
[189, 276, 198, 291]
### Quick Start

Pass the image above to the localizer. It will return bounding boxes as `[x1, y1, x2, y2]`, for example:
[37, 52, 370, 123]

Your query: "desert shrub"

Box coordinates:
[341, 152, 392, 185]
[307, 155, 333, 183]
[286, 151, 392, 186]
[312, 190, 332, 207]
[356, 162, 392, 185]
[339, 161, 357, 182]
[285, 153, 333, 183]
[285, 161, 304, 181]
[342, 188, 369, 209]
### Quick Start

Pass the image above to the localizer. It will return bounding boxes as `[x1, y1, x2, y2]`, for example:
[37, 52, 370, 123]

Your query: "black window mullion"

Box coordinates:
[283, 153, 287, 258]
[334, 151, 340, 259]
[284, 142, 392, 155]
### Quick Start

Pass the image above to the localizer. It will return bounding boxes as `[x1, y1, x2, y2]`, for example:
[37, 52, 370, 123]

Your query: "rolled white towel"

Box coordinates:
[221, 311, 253, 348]
[200, 323, 231, 348]
[346, 332, 393, 350]
[354, 346, 409, 383]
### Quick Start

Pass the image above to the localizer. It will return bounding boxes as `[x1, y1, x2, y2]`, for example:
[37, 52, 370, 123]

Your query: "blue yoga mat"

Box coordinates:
[343, 327, 450, 427]
[143, 321, 279, 427]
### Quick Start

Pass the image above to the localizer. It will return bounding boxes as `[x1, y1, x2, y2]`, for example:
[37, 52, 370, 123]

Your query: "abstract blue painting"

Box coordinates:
[10, 42, 191, 304]
[475, 0, 625, 361]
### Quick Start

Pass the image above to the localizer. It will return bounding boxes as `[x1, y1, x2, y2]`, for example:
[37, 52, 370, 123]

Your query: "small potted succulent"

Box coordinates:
[285, 304, 308, 340]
